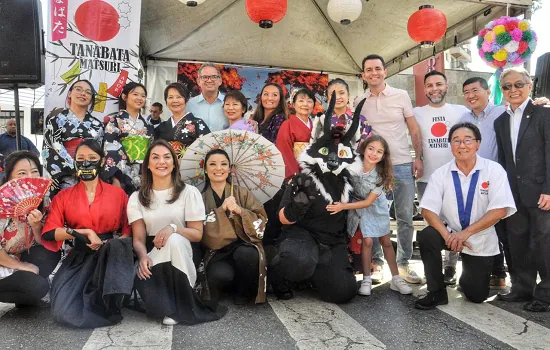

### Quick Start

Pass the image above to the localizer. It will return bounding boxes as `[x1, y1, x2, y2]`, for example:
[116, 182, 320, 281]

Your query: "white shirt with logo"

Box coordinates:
[414, 103, 469, 183]
[420, 155, 516, 256]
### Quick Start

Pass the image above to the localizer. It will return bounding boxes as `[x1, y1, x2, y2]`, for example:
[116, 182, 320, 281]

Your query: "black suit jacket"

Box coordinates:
[494, 100, 550, 207]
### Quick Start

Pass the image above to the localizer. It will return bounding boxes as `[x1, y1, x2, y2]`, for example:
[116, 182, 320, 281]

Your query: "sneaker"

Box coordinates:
[490, 276, 507, 290]
[371, 264, 384, 284]
[358, 278, 372, 296]
[443, 267, 457, 286]
[398, 265, 422, 284]
[414, 289, 449, 310]
[162, 316, 179, 326]
[390, 276, 413, 295]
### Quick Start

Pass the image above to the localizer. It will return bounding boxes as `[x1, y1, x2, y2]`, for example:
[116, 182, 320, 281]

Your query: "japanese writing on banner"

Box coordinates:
[45, 0, 142, 119]
[50, 0, 68, 41]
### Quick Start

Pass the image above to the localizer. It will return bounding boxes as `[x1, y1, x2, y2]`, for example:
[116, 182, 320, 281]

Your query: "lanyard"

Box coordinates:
[451, 170, 480, 230]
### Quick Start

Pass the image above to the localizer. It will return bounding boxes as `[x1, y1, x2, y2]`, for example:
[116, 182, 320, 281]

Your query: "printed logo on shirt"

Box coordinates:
[428, 116, 451, 149]
[480, 181, 489, 195]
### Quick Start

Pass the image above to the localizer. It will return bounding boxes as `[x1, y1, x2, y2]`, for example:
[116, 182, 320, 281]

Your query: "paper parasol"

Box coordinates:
[0, 177, 52, 220]
[180, 130, 285, 203]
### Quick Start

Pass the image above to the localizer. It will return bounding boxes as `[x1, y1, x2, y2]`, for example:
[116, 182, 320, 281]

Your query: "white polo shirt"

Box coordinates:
[420, 155, 516, 256]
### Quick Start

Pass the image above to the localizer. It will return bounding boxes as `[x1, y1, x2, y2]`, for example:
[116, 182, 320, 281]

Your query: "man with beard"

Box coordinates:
[414, 71, 468, 287]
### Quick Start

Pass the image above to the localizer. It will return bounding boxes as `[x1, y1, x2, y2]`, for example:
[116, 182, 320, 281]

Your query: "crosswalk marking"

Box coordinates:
[0, 302, 13, 318]
[269, 295, 386, 350]
[82, 309, 173, 350]
[437, 289, 550, 350]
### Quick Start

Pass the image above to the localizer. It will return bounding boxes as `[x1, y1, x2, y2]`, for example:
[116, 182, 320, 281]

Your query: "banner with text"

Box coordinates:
[45, 0, 142, 120]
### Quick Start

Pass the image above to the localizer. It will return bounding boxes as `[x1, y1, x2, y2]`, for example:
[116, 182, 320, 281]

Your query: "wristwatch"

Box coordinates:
[66, 227, 75, 236]
[169, 224, 177, 233]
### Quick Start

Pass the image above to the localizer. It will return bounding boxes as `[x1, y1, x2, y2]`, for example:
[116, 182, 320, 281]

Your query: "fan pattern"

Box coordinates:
[0, 178, 52, 220]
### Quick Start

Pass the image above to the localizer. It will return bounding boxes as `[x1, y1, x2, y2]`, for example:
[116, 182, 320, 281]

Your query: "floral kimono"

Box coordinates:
[103, 110, 155, 193]
[154, 112, 210, 159]
[199, 185, 267, 303]
[42, 109, 104, 197]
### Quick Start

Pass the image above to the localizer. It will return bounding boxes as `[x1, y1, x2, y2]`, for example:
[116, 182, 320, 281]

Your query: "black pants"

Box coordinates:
[418, 226, 494, 303]
[0, 245, 61, 305]
[206, 244, 259, 303]
[491, 220, 509, 278]
[269, 227, 356, 304]
[506, 205, 550, 303]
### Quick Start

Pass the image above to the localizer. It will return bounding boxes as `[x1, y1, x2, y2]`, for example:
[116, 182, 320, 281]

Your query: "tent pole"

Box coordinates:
[13, 83, 22, 150]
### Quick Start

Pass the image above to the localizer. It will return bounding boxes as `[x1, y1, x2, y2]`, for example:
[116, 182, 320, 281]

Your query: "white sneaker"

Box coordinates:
[390, 276, 413, 295]
[371, 265, 384, 284]
[358, 278, 372, 296]
[398, 265, 423, 284]
[162, 316, 179, 326]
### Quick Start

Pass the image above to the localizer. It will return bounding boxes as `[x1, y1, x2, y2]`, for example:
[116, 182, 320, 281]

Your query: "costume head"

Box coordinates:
[299, 92, 366, 176]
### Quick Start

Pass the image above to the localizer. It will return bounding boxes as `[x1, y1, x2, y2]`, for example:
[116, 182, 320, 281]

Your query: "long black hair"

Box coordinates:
[252, 83, 288, 125]
[2, 151, 42, 185]
[118, 82, 147, 111]
[202, 148, 232, 193]
[138, 139, 186, 208]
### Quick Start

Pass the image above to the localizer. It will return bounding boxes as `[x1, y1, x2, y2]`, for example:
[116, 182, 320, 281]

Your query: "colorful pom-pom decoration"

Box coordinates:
[477, 16, 537, 69]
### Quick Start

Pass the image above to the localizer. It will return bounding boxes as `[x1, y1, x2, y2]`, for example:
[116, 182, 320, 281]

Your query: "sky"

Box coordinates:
[468, 0, 550, 74]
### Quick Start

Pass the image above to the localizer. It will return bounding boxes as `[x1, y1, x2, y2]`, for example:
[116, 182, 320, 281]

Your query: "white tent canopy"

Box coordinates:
[140, 0, 529, 76]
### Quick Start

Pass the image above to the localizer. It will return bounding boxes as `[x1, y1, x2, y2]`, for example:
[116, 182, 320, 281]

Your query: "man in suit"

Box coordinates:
[494, 67, 550, 312]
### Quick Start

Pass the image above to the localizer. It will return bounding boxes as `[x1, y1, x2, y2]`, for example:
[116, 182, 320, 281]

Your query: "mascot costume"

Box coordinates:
[269, 93, 366, 303]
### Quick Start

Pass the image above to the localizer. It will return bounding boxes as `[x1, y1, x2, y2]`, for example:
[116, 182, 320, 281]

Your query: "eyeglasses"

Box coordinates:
[501, 82, 529, 91]
[463, 88, 482, 96]
[450, 139, 478, 146]
[200, 75, 220, 81]
[72, 86, 93, 96]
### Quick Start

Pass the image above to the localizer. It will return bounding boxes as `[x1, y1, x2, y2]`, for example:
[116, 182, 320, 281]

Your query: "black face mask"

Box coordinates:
[75, 160, 101, 181]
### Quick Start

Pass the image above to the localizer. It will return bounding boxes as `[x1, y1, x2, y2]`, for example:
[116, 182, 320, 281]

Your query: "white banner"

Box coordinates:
[45, 0, 142, 120]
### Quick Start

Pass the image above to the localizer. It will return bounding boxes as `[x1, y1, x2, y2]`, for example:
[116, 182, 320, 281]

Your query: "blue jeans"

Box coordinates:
[372, 162, 415, 267]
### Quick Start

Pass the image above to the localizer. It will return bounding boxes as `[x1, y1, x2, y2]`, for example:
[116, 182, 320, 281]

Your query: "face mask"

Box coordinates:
[75, 160, 101, 181]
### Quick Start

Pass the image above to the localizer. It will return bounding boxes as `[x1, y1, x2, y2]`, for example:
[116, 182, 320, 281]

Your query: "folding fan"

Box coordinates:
[0, 177, 52, 220]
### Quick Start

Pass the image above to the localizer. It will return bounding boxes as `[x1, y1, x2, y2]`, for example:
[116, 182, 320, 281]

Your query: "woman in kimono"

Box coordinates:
[276, 88, 315, 181]
[198, 149, 267, 305]
[128, 139, 224, 326]
[224, 90, 258, 133]
[251, 83, 288, 143]
[42, 140, 134, 328]
[0, 151, 61, 307]
[103, 82, 154, 194]
[42, 79, 104, 197]
[155, 83, 210, 160]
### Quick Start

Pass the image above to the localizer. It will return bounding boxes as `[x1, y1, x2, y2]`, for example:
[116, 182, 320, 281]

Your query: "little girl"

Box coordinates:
[326, 135, 412, 296]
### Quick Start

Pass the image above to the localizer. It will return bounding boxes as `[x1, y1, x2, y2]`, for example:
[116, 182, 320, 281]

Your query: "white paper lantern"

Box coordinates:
[327, 0, 362, 25]
[182, 0, 206, 6]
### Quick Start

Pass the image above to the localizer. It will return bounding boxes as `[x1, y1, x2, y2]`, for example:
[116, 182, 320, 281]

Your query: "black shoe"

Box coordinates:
[523, 300, 550, 312]
[443, 267, 456, 286]
[272, 281, 294, 300]
[497, 291, 533, 302]
[233, 295, 251, 306]
[415, 290, 449, 310]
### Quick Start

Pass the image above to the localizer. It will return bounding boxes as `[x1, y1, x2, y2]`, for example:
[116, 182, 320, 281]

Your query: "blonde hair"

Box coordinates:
[501, 67, 532, 84]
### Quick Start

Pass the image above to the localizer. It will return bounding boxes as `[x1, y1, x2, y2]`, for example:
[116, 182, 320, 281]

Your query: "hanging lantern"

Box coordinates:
[407, 5, 447, 48]
[327, 0, 362, 25]
[245, 0, 287, 29]
[181, 0, 205, 6]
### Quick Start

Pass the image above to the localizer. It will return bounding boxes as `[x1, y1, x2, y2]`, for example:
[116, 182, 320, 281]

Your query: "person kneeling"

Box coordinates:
[198, 149, 267, 306]
[415, 123, 516, 310]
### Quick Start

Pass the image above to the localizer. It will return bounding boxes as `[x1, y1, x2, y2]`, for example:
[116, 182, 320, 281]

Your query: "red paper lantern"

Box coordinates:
[245, 0, 287, 29]
[407, 5, 447, 48]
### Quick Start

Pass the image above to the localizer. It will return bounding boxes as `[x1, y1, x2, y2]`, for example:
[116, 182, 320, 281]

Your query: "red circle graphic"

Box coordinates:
[431, 122, 447, 137]
[75, 0, 120, 42]
[481, 181, 489, 189]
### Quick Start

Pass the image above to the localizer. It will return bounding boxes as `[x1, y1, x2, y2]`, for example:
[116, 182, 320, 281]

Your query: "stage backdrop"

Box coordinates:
[45, 0, 142, 119]
[177, 62, 329, 115]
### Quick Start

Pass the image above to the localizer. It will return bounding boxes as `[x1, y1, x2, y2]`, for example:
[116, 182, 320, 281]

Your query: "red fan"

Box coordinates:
[0, 177, 52, 220]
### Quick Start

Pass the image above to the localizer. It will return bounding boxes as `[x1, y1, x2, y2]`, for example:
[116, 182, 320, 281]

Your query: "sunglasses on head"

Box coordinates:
[501, 82, 529, 91]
